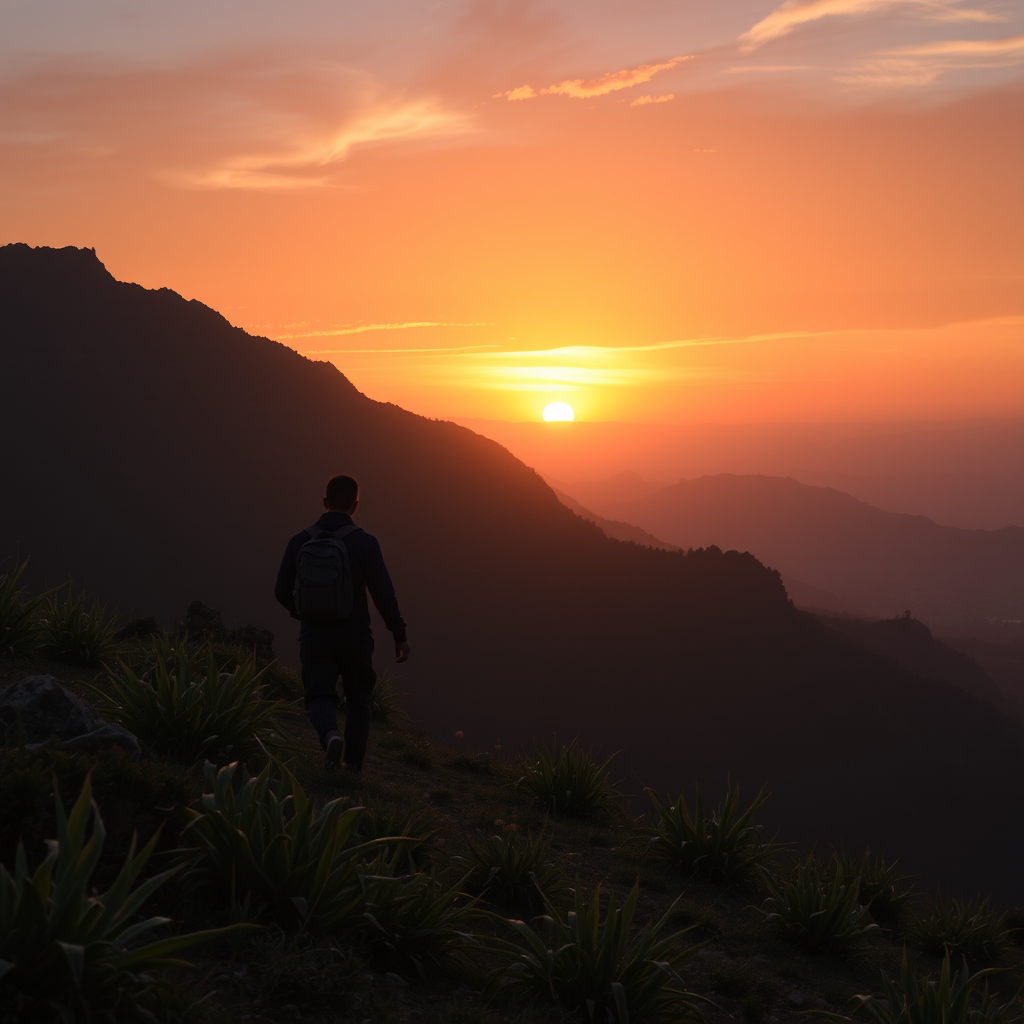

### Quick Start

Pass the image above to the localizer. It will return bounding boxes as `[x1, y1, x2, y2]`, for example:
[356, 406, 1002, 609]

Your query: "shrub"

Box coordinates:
[358, 803, 441, 870]
[517, 739, 620, 819]
[809, 949, 1022, 1024]
[0, 774, 241, 1023]
[635, 781, 780, 885]
[0, 742, 194, 877]
[94, 647, 293, 764]
[359, 858, 478, 977]
[828, 849, 915, 927]
[113, 616, 165, 643]
[177, 759, 399, 931]
[760, 860, 878, 954]
[369, 671, 409, 724]
[466, 826, 568, 910]
[40, 587, 121, 667]
[0, 560, 50, 658]
[485, 881, 707, 1023]
[911, 897, 1009, 964]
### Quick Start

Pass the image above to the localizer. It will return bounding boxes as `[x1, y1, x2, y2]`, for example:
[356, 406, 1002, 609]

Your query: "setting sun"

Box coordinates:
[542, 401, 575, 422]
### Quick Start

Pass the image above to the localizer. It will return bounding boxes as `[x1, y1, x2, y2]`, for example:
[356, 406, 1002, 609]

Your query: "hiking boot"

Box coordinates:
[324, 732, 345, 772]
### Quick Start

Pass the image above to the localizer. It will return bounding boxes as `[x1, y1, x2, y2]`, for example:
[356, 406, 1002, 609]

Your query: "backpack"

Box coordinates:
[293, 523, 360, 622]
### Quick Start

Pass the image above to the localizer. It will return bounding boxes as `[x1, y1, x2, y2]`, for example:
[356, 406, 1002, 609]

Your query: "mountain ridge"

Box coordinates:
[2, 243, 1022, 902]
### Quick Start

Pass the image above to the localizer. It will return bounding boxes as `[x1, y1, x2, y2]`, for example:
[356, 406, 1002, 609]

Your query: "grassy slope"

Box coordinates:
[1, 649, 1022, 1024]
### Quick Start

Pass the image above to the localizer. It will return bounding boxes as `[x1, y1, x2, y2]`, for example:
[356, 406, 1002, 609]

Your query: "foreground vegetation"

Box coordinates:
[1, 567, 1022, 1023]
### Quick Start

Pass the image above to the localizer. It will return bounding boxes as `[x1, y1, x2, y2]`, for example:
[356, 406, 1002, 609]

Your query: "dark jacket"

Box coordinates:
[274, 511, 408, 644]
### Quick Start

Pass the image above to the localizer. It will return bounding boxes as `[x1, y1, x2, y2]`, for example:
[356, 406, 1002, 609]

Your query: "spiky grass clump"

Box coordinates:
[40, 587, 121, 667]
[466, 826, 568, 910]
[636, 781, 780, 886]
[359, 859, 478, 978]
[94, 646, 293, 764]
[760, 860, 877, 955]
[177, 759, 396, 931]
[485, 881, 707, 1023]
[517, 739, 620, 819]
[358, 803, 442, 870]
[911, 897, 1009, 964]
[0, 560, 49, 659]
[828, 849, 915, 928]
[0, 774, 241, 1023]
[369, 670, 410, 724]
[809, 949, 1022, 1024]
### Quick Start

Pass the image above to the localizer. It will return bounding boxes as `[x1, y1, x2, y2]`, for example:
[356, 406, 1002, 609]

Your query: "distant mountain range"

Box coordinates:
[2, 243, 1022, 903]
[463, 419, 1024, 530]
[554, 472, 1023, 638]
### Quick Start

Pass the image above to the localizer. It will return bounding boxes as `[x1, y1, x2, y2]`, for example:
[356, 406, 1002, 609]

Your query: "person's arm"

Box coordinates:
[274, 533, 303, 617]
[362, 535, 410, 661]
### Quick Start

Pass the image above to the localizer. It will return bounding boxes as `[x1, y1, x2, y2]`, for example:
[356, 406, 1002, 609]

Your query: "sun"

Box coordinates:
[542, 401, 574, 422]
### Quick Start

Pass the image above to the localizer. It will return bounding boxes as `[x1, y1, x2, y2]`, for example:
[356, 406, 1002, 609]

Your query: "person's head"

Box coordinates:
[324, 474, 359, 514]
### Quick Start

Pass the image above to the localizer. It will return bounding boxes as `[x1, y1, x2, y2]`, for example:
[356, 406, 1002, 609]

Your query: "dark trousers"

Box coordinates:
[299, 627, 376, 770]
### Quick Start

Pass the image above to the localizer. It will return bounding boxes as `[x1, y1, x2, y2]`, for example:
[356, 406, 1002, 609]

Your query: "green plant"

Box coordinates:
[177, 759, 399, 931]
[359, 857, 478, 977]
[368, 671, 410, 724]
[1003, 911, 1024, 947]
[517, 739, 620, 819]
[635, 781, 780, 885]
[0, 774, 242, 1023]
[113, 617, 165, 643]
[40, 587, 121, 667]
[466, 827, 568, 910]
[911, 897, 1008, 964]
[0, 560, 48, 658]
[809, 949, 1022, 1024]
[485, 881, 707, 1023]
[828, 849, 915, 927]
[759, 860, 877, 954]
[359, 803, 441, 870]
[93, 647, 293, 764]
[0, 742, 194, 878]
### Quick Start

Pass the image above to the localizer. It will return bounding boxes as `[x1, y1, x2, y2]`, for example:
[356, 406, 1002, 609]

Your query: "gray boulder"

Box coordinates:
[0, 675, 140, 758]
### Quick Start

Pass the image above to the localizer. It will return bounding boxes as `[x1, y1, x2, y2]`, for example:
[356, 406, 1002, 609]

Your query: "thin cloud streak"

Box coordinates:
[740, 0, 1002, 53]
[279, 321, 492, 339]
[885, 32, 1024, 52]
[496, 56, 691, 101]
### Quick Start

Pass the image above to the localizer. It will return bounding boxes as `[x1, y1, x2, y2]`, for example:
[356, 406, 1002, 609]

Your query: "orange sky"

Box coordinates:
[2, 1, 1021, 424]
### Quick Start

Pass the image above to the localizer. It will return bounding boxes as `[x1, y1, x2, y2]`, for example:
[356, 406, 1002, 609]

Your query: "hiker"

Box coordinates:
[275, 474, 410, 772]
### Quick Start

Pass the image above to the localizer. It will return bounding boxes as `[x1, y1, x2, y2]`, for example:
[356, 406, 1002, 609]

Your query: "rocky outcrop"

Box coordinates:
[0, 675, 140, 757]
[177, 601, 276, 665]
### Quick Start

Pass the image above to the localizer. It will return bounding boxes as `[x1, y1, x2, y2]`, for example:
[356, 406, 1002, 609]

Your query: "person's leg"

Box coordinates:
[338, 637, 376, 771]
[299, 625, 343, 751]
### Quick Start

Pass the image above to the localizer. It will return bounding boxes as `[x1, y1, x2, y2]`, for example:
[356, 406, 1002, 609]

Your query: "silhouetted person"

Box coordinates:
[275, 475, 409, 771]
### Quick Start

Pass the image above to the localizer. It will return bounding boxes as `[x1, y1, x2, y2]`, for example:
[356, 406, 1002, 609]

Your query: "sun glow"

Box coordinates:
[542, 401, 575, 422]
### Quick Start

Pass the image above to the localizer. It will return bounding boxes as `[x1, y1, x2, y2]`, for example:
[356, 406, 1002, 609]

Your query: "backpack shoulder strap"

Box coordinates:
[303, 523, 360, 543]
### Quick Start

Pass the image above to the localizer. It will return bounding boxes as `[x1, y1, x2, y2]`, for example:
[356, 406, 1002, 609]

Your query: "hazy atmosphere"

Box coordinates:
[1, 2, 1022, 1022]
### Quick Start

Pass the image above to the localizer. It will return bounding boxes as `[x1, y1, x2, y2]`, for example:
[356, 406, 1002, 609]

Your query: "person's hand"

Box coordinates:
[395, 641, 411, 663]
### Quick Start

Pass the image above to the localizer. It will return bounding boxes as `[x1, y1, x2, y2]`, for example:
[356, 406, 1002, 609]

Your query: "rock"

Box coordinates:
[787, 992, 806, 1008]
[0, 675, 140, 758]
[177, 601, 275, 665]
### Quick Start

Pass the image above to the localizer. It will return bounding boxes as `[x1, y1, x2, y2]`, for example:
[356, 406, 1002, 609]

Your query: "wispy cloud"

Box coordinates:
[839, 31, 1024, 83]
[495, 56, 691, 101]
[276, 321, 491, 339]
[1, 55, 474, 192]
[631, 93, 675, 106]
[885, 31, 1024, 53]
[740, 0, 1002, 53]
[170, 96, 472, 191]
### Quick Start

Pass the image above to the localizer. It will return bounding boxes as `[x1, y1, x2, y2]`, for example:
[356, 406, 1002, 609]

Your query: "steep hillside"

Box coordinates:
[570, 474, 1022, 636]
[2, 244, 1022, 902]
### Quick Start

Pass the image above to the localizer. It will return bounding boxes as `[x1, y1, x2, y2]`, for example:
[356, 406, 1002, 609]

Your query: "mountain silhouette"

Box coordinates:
[2, 244, 1022, 903]
[564, 474, 1023, 637]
